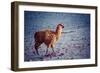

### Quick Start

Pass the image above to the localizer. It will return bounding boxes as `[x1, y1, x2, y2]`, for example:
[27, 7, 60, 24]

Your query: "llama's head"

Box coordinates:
[57, 24, 64, 28]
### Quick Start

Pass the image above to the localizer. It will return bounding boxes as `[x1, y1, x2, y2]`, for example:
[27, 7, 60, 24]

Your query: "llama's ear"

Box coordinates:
[62, 25, 64, 28]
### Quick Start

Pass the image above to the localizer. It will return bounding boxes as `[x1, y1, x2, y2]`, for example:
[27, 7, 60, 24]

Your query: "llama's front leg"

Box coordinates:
[51, 44, 57, 57]
[51, 45, 55, 53]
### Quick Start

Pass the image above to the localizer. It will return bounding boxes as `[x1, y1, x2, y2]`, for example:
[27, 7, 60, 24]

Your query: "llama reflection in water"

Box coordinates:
[34, 24, 64, 55]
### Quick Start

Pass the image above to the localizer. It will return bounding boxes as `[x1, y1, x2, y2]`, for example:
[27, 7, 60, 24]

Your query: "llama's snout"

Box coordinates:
[62, 25, 64, 28]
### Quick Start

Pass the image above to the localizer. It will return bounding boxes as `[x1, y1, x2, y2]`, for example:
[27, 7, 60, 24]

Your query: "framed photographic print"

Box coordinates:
[11, 1, 97, 71]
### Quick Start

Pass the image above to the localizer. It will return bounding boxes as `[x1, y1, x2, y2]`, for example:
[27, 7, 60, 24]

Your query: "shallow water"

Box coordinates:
[24, 27, 90, 61]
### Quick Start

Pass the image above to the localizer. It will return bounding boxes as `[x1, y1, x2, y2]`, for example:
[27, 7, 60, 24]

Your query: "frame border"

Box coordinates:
[11, 1, 98, 71]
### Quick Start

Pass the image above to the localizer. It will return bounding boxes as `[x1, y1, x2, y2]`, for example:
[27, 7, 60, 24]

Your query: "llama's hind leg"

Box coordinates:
[45, 45, 51, 55]
[34, 42, 41, 55]
[45, 48, 48, 55]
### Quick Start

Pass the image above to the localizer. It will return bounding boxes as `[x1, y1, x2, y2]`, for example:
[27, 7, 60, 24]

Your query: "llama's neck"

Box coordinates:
[55, 27, 62, 40]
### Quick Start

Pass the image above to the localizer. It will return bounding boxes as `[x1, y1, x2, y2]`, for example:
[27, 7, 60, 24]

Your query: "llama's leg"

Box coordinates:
[45, 48, 48, 55]
[51, 45, 55, 53]
[45, 45, 50, 55]
[34, 42, 41, 55]
[51, 36, 56, 53]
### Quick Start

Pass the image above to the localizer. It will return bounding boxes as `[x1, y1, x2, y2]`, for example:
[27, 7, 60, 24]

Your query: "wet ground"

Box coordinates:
[24, 27, 90, 61]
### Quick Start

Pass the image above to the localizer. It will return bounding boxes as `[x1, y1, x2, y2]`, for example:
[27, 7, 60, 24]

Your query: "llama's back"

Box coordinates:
[34, 30, 56, 43]
[34, 31, 45, 43]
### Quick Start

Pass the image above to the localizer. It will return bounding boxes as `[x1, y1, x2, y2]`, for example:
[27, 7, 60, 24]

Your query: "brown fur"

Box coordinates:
[34, 24, 64, 55]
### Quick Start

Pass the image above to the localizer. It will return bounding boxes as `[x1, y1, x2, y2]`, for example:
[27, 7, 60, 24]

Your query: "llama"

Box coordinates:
[34, 24, 64, 55]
